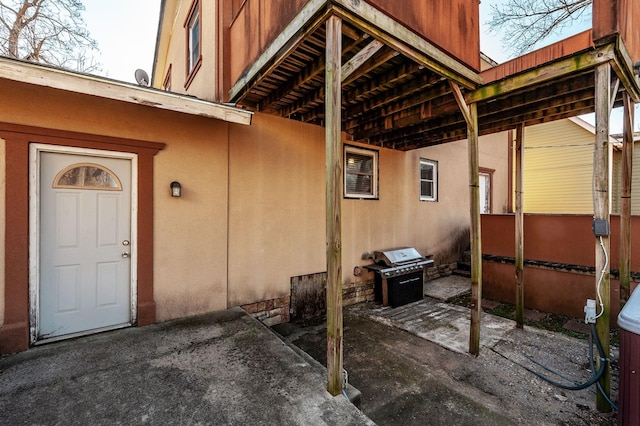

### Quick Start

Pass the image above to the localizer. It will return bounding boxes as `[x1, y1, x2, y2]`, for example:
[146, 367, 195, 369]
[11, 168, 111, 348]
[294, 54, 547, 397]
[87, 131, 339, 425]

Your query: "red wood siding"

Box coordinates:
[481, 31, 594, 83]
[481, 214, 640, 320]
[593, 0, 640, 62]
[228, 0, 310, 88]
[363, 0, 480, 70]
[227, 0, 481, 88]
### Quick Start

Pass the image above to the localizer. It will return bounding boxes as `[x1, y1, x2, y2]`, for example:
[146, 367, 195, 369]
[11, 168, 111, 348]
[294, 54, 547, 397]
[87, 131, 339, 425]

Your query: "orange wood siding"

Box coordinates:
[482, 214, 638, 320]
[363, 0, 480, 70]
[481, 31, 594, 83]
[228, 0, 310, 88]
[593, 0, 640, 62]
[227, 0, 480, 89]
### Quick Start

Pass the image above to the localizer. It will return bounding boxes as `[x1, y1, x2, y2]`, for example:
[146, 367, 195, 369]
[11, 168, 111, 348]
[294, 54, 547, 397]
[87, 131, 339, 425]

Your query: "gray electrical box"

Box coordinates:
[592, 219, 610, 237]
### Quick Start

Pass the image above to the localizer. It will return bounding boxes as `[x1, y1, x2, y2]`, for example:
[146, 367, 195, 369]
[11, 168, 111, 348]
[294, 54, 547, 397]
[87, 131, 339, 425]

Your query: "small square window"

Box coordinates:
[420, 158, 438, 201]
[344, 146, 378, 199]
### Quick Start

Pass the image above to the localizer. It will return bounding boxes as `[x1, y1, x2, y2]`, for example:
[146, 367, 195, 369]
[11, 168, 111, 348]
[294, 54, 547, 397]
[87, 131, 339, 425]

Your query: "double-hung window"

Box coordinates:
[420, 158, 438, 201]
[185, 1, 201, 86]
[344, 146, 378, 199]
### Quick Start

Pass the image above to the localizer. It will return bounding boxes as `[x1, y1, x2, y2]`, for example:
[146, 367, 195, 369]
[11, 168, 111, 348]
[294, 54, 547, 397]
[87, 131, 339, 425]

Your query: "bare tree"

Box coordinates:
[487, 0, 592, 55]
[0, 0, 100, 72]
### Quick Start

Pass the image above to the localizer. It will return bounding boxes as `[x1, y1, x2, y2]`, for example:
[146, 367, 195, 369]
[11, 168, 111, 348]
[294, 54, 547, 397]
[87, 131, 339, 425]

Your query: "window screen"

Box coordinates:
[344, 146, 378, 199]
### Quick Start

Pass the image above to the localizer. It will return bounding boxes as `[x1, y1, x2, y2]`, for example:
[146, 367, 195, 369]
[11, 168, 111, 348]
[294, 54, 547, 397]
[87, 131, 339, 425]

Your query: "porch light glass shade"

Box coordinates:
[170, 181, 182, 197]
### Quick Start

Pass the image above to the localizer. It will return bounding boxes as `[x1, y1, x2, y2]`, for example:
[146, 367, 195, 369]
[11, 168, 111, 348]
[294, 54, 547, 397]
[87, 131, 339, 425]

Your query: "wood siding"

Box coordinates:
[481, 31, 593, 84]
[482, 214, 640, 320]
[612, 143, 640, 215]
[228, 0, 311, 89]
[522, 119, 595, 214]
[362, 0, 480, 70]
[227, 0, 480, 88]
[593, 0, 640, 62]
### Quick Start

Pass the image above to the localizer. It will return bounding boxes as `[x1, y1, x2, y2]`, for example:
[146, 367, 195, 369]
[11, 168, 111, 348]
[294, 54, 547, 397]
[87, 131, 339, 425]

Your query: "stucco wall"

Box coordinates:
[153, 0, 218, 99]
[226, 112, 509, 307]
[0, 75, 510, 331]
[152, 120, 232, 322]
[227, 113, 326, 306]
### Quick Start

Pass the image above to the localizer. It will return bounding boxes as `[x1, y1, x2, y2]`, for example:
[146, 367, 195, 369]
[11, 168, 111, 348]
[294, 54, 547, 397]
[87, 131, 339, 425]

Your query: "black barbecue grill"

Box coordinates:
[364, 247, 434, 307]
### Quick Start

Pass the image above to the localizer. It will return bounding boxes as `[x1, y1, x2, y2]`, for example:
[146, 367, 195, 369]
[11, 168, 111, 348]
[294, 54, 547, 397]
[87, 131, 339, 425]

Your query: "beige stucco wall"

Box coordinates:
[226, 112, 510, 306]
[0, 78, 235, 323]
[1, 75, 510, 325]
[153, 0, 219, 100]
[152, 120, 231, 321]
[227, 113, 326, 306]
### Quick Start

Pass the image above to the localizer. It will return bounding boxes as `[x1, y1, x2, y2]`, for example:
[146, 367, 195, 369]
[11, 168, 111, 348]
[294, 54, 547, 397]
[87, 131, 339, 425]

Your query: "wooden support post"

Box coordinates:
[515, 123, 525, 329]
[325, 15, 343, 397]
[620, 92, 634, 306]
[450, 81, 482, 354]
[467, 102, 482, 356]
[594, 63, 611, 412]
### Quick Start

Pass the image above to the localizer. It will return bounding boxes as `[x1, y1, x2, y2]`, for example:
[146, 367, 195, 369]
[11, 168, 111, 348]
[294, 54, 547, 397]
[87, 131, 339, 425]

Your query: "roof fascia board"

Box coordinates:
[228, 0, 330, 101]
[332, 0, 482, 89]
[467, 43, 617, 104]
[0, 57, 253, 126]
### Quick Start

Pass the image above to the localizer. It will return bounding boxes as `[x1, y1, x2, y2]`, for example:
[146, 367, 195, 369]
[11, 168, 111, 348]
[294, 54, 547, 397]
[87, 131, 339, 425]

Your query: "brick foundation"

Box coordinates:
[242, 295, 291, 327]
[342, 279, 375, 306]
[425, 262, 457, 281]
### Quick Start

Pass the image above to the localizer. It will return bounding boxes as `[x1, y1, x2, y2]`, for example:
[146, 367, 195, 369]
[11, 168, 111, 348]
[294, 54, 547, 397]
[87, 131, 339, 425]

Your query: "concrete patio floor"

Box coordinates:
[0, 276, 619, 425]
[0, 308, 372, 425]
[274, 275, 619, 425]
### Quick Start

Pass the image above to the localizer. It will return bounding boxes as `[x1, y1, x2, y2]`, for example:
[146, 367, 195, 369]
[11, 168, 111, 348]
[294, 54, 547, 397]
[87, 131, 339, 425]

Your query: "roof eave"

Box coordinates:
[0, 56, 253, 126]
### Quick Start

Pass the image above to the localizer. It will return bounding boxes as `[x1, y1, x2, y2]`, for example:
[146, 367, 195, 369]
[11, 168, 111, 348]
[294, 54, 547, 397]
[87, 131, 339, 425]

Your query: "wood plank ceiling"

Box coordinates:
[231, 19, 624, 151]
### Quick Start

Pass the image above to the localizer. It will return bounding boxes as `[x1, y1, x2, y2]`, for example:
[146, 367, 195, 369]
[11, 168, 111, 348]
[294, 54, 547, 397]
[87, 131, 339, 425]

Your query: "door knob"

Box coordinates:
[122, 252, 130, 258]
[122, 240, 130, 246]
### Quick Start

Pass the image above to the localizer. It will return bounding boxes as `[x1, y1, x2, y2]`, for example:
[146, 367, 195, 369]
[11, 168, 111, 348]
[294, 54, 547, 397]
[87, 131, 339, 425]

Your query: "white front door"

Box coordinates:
[37, 151, 133, 341]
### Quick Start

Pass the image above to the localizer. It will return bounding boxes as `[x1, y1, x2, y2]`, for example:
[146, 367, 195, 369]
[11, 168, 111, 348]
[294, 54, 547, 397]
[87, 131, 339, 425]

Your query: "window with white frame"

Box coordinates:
[344, 146, 378, 199]
[420, 158, 438, 201]
[185, 1, 201, 85]
[479, 168, 493, 213]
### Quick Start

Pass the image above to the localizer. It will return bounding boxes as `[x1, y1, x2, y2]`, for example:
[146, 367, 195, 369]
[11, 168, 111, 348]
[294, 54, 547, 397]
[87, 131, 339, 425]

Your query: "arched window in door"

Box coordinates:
[53, 163, 122, 191]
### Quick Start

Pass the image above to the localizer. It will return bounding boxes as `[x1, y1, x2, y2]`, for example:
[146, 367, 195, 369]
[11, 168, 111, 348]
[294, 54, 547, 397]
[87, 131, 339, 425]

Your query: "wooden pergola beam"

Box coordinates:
[451, 82, 482, 355]
[467, 43, 616, 104]
[619, 92, 634, 306]
[341, 39, 384, 82]
[467, 102, 482, 356]
[515, 123, 525, 329]
[594, 62, 611, 412]
[325, 14, 343, 397]
[331, 1, 481, 89]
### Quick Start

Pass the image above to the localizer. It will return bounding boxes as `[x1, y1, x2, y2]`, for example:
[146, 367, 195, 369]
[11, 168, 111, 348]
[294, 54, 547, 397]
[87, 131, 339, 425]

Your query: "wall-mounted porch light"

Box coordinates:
[170, 181, 182, 197]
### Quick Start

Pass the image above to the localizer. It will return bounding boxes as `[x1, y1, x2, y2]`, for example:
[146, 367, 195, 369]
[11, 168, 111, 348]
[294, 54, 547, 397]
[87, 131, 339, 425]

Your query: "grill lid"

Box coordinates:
[374, 247, 424, 266]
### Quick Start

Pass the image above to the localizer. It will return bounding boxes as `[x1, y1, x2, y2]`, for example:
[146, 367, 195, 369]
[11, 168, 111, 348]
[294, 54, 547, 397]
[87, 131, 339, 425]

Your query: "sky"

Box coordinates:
[80, 0, 631, 133]
[83, 0, 161, 84]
